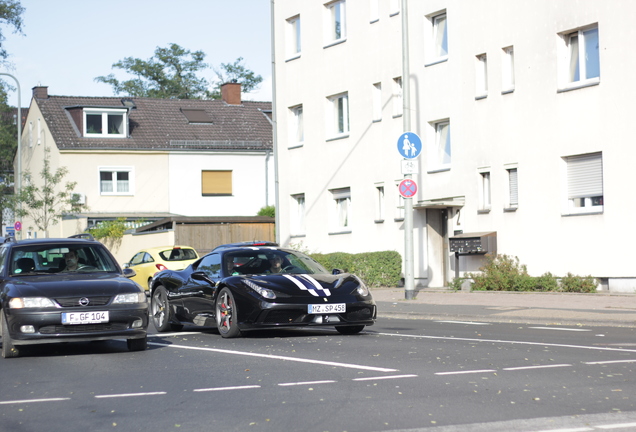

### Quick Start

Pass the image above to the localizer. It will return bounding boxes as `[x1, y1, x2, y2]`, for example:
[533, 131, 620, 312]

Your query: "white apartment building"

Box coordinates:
[272, 1, 636, 291]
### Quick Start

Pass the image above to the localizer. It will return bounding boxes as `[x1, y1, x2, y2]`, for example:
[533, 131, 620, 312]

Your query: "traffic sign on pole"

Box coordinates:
[398, 179, 418, 199]
[14, 221, 21, 232]
[397, 132, 422, 159]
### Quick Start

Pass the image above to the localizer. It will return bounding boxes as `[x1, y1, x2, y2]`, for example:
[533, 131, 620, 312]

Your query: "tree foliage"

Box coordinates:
[95, 43, 262, 100]
[0, 0, 24, 62]
[10, 149, 85, 235]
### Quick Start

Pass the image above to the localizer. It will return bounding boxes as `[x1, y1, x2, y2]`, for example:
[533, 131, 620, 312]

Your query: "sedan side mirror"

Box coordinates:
[123, 268, 136, 278]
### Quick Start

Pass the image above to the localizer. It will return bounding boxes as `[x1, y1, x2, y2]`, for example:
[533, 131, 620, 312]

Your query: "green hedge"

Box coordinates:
[310, 250, 402, 287]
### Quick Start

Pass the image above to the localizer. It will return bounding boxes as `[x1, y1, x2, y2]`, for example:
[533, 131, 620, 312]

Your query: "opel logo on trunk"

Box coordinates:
[79, 297, 90, 306]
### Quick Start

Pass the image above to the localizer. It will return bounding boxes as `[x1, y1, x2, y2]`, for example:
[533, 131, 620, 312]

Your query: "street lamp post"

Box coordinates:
[0, 73, 21, 239]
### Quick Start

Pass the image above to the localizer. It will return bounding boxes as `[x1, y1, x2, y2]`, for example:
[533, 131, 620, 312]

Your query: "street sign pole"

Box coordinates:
[401, 0, 415, 300]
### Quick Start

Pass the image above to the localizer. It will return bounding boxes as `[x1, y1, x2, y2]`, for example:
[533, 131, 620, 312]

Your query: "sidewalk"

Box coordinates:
[371, 287, 636, 328]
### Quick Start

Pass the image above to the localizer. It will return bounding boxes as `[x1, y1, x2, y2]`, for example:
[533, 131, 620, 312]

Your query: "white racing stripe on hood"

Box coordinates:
[298, 274, 331, 296]
[282, 274, 331, 297]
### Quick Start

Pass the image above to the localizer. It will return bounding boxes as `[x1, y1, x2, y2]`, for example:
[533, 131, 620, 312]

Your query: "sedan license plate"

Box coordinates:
[308, 303, 346, 314]
[62, 311, 109, 325]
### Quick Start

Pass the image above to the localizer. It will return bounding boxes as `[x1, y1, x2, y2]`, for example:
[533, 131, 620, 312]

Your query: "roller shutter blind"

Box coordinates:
[566, 153, 603, 199]
[201, 170, 232, 196]
[508, 168, 518, 206]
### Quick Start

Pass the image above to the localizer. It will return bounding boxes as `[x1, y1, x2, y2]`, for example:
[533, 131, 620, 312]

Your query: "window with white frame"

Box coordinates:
[375, 184, 385, 222]
[564, 152, 603, 214]
[394, 182, 405, 220]
[393, 77, 402, 117]
[286, 15, 301, 58]
[291, 193, 306, 235]
[325, 0, 346, 44]
[427, 120, 451, 172]
[389, 0, 400, 16]
[502, 46, 515, 92]
[327, 92, 349, 137]
[372, 82, 382, 121]
[99, 167, 133, 195]
[478, 170, 491, 212]
[84, 108, 127, 138]
[475, 54, 488, 98]
[330, 187, 351, 232]
[289, 105, 304, 146]
[430, 12, 448, 62]
[506, 166, 518, 209]
[561, 25, 600, 88]
[370, 0, 379, 22]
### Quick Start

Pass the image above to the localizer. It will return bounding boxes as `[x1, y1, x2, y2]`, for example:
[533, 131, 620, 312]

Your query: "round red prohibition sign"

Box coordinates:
[398, 179, 418, 198]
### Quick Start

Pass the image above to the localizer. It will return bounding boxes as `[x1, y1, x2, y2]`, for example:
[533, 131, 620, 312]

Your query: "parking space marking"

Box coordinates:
[435, 321, 491, 325]
[529, 327, 591, 332]
[0, 397, 70, 405]
[194, 385, 261, 392]
[502, 364, 571, 371]
[94, 392, 167, 399]
[278, 380, 337, 387]
[435, 369, 497, 376]
[352, 374, 418, 381]
[148, 341, 398, 372]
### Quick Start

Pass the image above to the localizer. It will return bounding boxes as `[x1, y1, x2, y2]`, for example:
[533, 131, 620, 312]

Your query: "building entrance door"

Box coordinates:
[426, 209, 448, 288]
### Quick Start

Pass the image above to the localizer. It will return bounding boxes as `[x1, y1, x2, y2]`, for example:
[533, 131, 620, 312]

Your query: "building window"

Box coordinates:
[289, 105, 304, 146]
[506, 167, 518, 209]
[84, 108, 127, 138]
[286, 15, 301, 58]
[564, 152, 603, 215]
[330, 187, 351, 232]
[430, 12, 448, 62]
[372, 83, 382, 121]
[375, 185, 384, 222]
[201, 170, 232, 196]
[394, 182, 405, 221]
[291, 193, 306, 235]
[325, 0, 346, 44]
[393, 77, 402, 117]
[99, 167, 133, 195]
[389, 0, 400, 16]
[328, 92, 349, 137]
[479, 170, 491, 212]
[502, 46, 515, 93]
[561, 25, 600, 89]
[475, 54, 488, 98]
[370, 0, 379, 22]
[428, 120, 451, 172]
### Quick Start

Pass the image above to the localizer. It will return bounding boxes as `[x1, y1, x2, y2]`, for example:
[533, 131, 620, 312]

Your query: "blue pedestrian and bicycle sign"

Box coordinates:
[397, 132, 422, 159]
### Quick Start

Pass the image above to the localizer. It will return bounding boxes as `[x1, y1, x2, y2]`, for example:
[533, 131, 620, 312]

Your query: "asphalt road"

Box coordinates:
[2, 317, 636, 432]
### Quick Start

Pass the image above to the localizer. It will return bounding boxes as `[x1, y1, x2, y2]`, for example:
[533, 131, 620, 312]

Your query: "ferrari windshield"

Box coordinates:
[9, 243, 119, 275]
[224, 249, 328, 276]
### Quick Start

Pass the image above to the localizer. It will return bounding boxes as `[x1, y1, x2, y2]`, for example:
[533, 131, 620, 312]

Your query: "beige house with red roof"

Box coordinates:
[16, 83, 274, 250]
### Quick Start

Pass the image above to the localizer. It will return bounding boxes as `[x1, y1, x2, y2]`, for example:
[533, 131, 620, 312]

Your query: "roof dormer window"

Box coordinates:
[83, 108, 128, 138]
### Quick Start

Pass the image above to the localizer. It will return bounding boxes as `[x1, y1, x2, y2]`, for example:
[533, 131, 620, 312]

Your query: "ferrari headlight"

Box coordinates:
[113, 292, 146, 304]
[354, 276, 370, 297]
[9, 297, 56, 308]
[244, 280, 276, 299]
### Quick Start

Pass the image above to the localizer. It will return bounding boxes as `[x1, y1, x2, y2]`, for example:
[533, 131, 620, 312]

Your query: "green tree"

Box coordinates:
[95, 43, 262, 100]
[0, 0, 24, 62]
[10, 149, 85, 236]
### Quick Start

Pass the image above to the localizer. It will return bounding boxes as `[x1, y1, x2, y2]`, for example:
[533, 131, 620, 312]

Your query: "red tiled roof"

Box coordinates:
[36, 95, 273, 151]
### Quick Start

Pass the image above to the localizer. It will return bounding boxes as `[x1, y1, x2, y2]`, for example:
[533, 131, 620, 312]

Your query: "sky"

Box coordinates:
[1, 0, 273, 107]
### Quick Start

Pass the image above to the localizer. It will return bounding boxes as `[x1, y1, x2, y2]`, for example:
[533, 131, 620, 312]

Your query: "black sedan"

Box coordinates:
[149, 246, 376, 338]
[0, 237, 148, 358]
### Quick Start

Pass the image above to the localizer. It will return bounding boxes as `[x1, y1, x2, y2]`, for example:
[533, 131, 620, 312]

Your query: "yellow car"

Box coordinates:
[125, 246, 199, 291]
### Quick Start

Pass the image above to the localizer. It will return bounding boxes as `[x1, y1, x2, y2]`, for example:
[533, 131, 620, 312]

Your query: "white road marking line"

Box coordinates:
[502, 364, 571, 371]
[194, 385, 261, 392]
[435, 369, 497, 376]
[0, 398, 70, 405]
[532, 428, 592, 432]
[376, 332, 636, 353]
[435, 320, 491, 325]
[585, 360, 636, 365]
[352, 374, 418, 381]
[94, 392, 166, 399]
[149, 331, 202, 337]
[278, 380, 336, 386]
[148, 342, 398, 372]
[529, 327, 591, 332]
[596, 422, 636, 429]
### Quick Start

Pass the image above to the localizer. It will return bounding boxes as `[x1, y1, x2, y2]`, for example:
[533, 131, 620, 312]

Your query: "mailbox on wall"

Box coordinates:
[449, 231, 497, 255]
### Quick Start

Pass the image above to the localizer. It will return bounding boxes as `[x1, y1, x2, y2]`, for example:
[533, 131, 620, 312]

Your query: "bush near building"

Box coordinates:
[310, 251, 402, 287]
[451, 254, 597, 293]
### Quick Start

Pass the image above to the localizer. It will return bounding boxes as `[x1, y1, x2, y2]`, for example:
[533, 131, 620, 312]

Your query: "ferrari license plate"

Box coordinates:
[62, 311, 109, 325]
[308, 303, 346, 314]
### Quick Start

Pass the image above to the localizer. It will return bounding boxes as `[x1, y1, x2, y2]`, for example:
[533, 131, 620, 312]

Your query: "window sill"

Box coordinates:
[562, 208, 603, 217]
[477, 209, 491, 214]
[288, 143, 304, 150]
[326, 134, 349, 142]
[372, 118, 382, 123]
[285, 54, 301, 62]
[328, 230, 352, 236]
[323, 38, 347, 49]
[374, 219, 384, 224]
[557, 78, 600, 93]
[392, 113, 403, 119]
[504, 207, 518, 212]
[427, 167, 451, 174]
[501, 88, 515, 95]
[100, 193, 133, 197]
[370, 18, 379, 24]
[394, 218, 404, 222]
[290, 234, 306, 239]
[425, 57, 448, 67]
[389, 11, 400, 17]
[475, 94, 487, 101]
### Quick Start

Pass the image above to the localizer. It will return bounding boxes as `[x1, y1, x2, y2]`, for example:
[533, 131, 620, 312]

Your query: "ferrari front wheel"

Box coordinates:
[216, 288, 241, 338]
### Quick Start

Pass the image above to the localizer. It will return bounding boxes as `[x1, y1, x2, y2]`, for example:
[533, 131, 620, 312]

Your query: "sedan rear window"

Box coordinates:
[159, 248, 198, 261]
